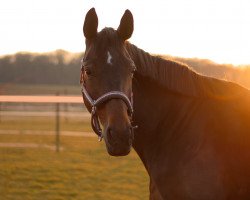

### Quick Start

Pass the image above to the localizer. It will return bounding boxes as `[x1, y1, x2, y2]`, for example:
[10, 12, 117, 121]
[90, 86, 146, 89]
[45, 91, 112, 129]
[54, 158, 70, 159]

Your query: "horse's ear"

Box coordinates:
[83, 8, 98, 40]
[117, 9, 134, 41]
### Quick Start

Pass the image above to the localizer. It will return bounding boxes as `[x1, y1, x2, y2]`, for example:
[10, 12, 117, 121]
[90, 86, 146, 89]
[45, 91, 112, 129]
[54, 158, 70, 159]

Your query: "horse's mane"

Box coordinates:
[126, 43, 247, 99]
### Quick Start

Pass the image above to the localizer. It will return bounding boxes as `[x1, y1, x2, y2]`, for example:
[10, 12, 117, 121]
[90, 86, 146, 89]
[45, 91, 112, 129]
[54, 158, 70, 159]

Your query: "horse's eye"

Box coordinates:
[84, 68, 92, 76]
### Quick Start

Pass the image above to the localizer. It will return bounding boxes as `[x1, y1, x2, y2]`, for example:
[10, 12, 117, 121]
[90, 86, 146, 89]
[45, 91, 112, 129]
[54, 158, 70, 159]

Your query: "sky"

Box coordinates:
[0, 0, 250, 65]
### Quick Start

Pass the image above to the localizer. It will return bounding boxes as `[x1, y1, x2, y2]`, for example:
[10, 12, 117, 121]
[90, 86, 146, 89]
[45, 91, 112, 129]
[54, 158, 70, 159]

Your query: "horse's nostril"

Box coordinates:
[106, 126, 134, 145]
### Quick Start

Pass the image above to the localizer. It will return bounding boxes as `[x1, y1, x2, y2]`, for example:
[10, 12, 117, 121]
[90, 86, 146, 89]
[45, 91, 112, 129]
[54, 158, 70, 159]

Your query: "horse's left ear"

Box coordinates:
[117, 9, 134, 41]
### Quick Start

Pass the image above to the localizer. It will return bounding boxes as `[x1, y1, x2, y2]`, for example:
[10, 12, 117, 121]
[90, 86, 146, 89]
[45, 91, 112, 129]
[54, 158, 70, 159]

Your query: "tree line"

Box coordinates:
[0, 50, 83, 86]
[0, 50, 250, 89]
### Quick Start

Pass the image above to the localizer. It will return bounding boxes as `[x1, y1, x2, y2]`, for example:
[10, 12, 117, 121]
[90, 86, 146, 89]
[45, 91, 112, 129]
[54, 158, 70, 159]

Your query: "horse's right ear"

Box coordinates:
[83, 8, 98, 40]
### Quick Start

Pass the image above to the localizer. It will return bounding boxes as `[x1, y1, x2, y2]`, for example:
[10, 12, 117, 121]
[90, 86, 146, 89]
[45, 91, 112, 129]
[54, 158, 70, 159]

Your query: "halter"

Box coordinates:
[80, 59, 137, 141]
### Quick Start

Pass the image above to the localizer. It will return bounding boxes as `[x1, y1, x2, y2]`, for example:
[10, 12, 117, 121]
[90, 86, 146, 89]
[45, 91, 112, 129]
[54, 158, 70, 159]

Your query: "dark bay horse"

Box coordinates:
[81, 8, 250, 199]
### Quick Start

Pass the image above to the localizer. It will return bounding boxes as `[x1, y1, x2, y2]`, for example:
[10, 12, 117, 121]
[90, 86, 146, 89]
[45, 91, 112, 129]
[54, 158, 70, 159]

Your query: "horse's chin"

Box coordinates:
[106, 144, 131, 157]
[103, 131, 133, 156]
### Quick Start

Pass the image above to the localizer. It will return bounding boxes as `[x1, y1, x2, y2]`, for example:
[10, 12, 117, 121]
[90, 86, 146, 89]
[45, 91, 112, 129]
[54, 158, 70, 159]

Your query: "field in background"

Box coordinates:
[0, 85, 149, 199]
[0, 83, 81, 95]
[0, 135, 148, 200]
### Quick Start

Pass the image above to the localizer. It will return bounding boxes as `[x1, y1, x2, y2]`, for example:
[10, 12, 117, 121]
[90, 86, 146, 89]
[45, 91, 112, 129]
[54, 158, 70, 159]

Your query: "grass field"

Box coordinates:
[0, 108, 149, 200]
[0, 115, 92, 132]
[0, 83, 80, 95]
[0, 135, 148, 200]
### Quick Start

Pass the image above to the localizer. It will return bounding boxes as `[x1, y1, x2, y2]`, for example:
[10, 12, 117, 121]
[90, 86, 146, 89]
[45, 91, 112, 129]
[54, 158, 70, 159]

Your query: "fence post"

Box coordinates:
[64, 89, 68, 123]
[0, 103, 1, 123]
[56, 102, 60, 152]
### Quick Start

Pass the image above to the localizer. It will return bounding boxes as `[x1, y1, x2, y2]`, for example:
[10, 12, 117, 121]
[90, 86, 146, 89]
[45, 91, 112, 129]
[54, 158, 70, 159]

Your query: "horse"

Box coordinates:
[81, 8, 250, 199]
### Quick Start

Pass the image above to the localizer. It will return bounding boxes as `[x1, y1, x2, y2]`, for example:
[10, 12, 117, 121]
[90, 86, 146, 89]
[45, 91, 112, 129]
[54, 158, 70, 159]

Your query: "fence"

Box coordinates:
[0, 95, 91, 152]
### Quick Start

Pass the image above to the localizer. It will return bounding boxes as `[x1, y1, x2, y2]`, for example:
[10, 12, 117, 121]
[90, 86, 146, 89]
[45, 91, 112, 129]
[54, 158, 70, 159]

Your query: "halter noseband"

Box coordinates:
[80, 59, 136, 141]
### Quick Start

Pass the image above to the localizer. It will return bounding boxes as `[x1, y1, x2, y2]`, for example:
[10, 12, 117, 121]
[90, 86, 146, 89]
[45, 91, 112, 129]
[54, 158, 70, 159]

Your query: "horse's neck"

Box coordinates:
[133, 77, 183, 160]
[132, 75, 203, 172]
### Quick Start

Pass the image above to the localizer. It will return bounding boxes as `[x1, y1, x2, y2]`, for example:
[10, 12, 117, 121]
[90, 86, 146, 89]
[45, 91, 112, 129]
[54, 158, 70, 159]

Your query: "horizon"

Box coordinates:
[1, 48, 250, 68]
[1, 0, 250, 65]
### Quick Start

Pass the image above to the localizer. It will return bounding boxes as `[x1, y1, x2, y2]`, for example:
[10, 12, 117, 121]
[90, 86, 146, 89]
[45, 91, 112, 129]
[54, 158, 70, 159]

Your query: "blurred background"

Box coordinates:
[0, 0, 250, 200]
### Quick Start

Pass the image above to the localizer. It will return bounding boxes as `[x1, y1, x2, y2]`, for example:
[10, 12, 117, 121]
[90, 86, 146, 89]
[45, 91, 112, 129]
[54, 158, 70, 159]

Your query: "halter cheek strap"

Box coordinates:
[82, 85, 134, 141]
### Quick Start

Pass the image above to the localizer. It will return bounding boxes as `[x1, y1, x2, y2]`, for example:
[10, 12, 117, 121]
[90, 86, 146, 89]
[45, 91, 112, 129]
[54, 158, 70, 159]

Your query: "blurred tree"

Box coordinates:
[0, 51, 249, 89]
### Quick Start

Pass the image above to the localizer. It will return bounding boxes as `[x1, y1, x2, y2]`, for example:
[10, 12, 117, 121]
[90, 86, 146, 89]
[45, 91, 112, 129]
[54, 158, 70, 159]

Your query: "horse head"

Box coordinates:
[81, 8, 136, 156]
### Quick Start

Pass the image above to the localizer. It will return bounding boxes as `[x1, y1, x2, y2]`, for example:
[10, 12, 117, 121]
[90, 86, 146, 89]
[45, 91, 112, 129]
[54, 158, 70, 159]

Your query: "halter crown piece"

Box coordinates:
[80, 58, 137, 141]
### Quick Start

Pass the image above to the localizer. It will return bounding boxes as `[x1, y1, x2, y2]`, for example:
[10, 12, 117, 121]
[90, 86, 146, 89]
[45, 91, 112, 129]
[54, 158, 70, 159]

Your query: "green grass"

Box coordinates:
[0, 116, 149, 200]
[0, 83, 80, 95]
[0, 116, 92, 132]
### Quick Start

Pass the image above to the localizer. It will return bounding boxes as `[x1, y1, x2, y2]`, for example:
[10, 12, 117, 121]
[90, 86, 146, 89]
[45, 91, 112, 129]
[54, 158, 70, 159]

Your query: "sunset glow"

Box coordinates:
[1, 0, 250, 65]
